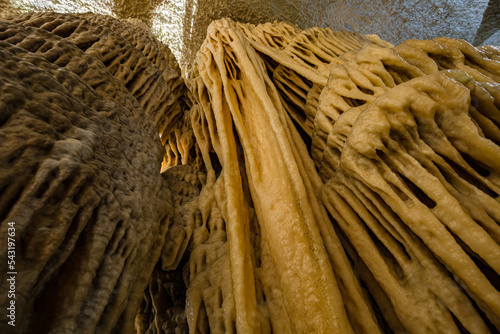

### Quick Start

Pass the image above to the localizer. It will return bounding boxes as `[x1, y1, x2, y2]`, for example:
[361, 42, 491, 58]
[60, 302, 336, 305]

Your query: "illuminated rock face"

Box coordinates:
[161, 19, 500, 333]
[2, 12, 500, 334]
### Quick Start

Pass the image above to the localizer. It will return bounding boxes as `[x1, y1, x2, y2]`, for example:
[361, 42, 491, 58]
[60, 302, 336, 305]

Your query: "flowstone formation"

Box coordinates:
[158, 19, 500, 333]
[0, 12, 184, 333]
[1, 11, 500, 334]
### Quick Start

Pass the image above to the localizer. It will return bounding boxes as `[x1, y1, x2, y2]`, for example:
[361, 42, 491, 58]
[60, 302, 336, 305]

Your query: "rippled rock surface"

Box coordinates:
[0, 13, 178, 333]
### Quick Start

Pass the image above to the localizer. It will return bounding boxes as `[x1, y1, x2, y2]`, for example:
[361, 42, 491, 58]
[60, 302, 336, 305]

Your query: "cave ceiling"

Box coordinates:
[1, 0, 499, 72]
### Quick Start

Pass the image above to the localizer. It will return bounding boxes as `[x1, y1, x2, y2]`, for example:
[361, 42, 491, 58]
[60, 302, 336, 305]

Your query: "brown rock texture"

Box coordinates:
[2, 11, 186, 141]
[0, 12, 181, 334]
[136, 165, 205, 334]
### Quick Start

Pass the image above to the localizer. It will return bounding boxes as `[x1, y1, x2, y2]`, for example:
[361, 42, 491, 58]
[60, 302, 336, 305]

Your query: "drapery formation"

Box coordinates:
[1, 12, 500, 334]
[0, 12, 184, 333]
[159, 19, 500, 333]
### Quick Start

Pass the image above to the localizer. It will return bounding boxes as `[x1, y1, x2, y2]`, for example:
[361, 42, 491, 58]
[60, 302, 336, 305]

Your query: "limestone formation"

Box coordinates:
[159, 19, 500, 334]
[240, 22, 382, 136]
[322, 71, 500, 332]
[136, 165, 206, 334]
[181, 19, 384, 334]
[0, 41, 171, 333]
[75, 13, 186, 101]
[314, 40, 500, 332]
[2, 11, 500, 334]
[0, 21, 143, 117]
[2, 11, 185, 140]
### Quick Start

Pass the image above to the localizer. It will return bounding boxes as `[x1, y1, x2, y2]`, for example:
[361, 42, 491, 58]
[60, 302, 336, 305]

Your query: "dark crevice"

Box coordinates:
[195, 300, 208, 334]
[233, 126, 254, 209]
[359, 86, 375, 95]
[433, 161, 459, 189]
[0, 181, 25, 222]
[469, 246, 500, 293]
[450, 311, 470, 334]
[49, 170, 80, 205]
[331, 215, 394, 333]
[341, 197, 406, 281]
[125, 67, 146, 92]
[224, 56, 239, 80]
[397, 172, 437, 209]
[359, 278, 394, 334]
[295, 54, 318, 69]
[440, 226, 500, 333]
[459, 151, 491, 177]
[313, 51, 330, 64]
[283, 75, 309, 102]
[441, 155, 498, 198]
[361, 215, 406, 281]
[363, 191, 413, 263]
[467, 294, 500, 334]
[387, 180, 410, 201]
[209, 151, 222, 179]
[281, 90, 307, 122]
[428, 54, 455, 69]
[444, 224, 500, 293]
[343, 96, 365, 108]
[34, 167, 59, 199]
[218, 289, 223, 309]
[52, 23, 78, 39]
[290, 114, 312, 153]
[376, 150, 411, 203]
[76, 38, 98, 52]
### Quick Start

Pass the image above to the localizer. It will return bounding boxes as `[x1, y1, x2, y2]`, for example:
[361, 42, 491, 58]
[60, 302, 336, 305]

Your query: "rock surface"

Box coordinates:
[2, 11, 500, 334]
[0, 12, 182, 333]
[0, 43, 171, 333]
[163, 19, 500, 333]
[3, 11, 185, 140]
